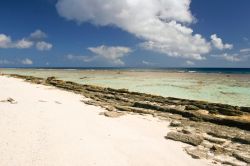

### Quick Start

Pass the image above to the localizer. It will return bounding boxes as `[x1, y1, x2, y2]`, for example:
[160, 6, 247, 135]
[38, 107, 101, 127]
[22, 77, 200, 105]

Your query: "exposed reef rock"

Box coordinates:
[233, 152, 250, 163]
[165, 132, 204, 146]
[6, 74, 250, 165]
[39, 76, 250, 131]
[185, 147, 209, 159]
[103, 111, 126, 118]
[169, 120, 182, 127]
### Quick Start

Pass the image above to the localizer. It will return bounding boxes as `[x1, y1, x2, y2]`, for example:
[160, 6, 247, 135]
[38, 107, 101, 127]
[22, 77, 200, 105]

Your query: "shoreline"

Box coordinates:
[7, 74, 250, 130]
[1, 68, 250, 108]
[1, 67, 250, 73]
[0, 75, 216, 166]
[2, 68, 250, 77]
[1, 74, 250, 165]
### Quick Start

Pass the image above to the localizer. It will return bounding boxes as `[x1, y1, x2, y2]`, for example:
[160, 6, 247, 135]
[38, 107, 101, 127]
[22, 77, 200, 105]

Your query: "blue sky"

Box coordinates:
[0, 0, 250, 68]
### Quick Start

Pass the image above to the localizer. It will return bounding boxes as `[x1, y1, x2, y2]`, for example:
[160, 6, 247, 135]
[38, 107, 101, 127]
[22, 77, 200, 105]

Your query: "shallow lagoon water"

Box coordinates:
[1, 68, 250, 107]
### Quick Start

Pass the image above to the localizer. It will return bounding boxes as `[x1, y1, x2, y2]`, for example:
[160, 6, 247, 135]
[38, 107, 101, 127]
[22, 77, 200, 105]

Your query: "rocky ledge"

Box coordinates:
[6, 74, 250, 165]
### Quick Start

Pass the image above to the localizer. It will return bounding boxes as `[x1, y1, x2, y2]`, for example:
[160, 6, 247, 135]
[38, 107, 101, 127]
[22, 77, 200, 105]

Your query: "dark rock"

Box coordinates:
[195, 114, 250, 131]
[46, 76, 56, 82]
[215, 107, 243, 116]
[240, 107, 250, 113]
[165, 132, 203, 146]
[133, 102, 195, 118]
[210, 145, 226, 155]
[232, 135, 250, 144]
[80, 77, 88, 79]
[185, 105, 199, 111]
[190, 116, 203, 122]
[233, 152, 250, 163]
[0, 97, 18, 104]
[116, 105, 155, 115]
[214, 155, 247, 166]
[207, 129, 233, 140]
[7, 98, 16, 103]
[169, 120, 182, 127]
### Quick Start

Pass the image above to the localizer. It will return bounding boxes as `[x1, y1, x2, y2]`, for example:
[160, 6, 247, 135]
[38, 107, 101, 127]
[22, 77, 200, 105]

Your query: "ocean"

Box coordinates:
[1, 68, 250, 107]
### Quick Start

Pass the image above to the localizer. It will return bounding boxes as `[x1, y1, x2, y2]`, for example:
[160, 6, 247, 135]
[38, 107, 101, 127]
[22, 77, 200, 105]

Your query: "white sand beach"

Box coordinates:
[0, 76, 215, 166]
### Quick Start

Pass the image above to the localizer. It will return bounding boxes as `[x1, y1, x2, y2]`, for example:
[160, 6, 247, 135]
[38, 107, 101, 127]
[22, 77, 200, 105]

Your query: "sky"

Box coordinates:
[0, 0, 250, 68]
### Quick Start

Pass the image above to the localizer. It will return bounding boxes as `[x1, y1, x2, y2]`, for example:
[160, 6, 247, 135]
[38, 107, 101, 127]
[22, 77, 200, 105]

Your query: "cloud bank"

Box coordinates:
[67, 45, 132, 66]
[212, 53, 242, 62]
[0, 58, 33, 65]
[88, 45, 132, 65]
[0, 30, 52, 51]
[212, 50, 250, 62]
[66, 54, 96, 63]
[56, 0, 232, 60]
[0, 34, 33, 49]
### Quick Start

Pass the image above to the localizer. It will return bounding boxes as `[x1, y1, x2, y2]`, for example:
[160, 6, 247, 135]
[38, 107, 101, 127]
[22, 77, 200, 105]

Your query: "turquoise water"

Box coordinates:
[1, 69, 250, 107]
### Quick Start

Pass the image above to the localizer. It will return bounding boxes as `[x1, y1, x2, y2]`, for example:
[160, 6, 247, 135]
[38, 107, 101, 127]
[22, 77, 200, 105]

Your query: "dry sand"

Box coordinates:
[0, 76, 215, 166]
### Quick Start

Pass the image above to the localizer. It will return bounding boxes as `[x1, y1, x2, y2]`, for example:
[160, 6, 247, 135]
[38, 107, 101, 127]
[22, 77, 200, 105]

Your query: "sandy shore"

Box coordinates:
[0, 76, 214, 166]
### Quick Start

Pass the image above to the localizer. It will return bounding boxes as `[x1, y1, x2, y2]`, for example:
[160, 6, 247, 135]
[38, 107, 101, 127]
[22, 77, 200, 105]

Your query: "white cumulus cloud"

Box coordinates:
[142, 60, 156, 66]
[21, 58, 33, 65]
[66, 54, 96, 62]
[30, 29, 47, 40]
[67, 45, 132, 66]
[36, 41, 53, 51]
[56, 0, 214, 60]
[212, 53, 244, 62]
[0, 34, 33, 49]
[16, 39, 34, 49]
[186, 60, 195, 65]
[240, 48, 250, 53]
[0, 30, 53, 51]
[0, 59, 13, 65]
[88, 45, 132, 65]
[0, 58, 34, 65]
[211, 34, 233, 50]
[0, 34, 12, 48]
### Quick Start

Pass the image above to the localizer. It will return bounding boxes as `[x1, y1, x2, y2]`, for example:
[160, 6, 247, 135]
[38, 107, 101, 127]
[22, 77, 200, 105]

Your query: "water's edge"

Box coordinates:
[3, 73, 250, 165]
[1, 68, 250, 107]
